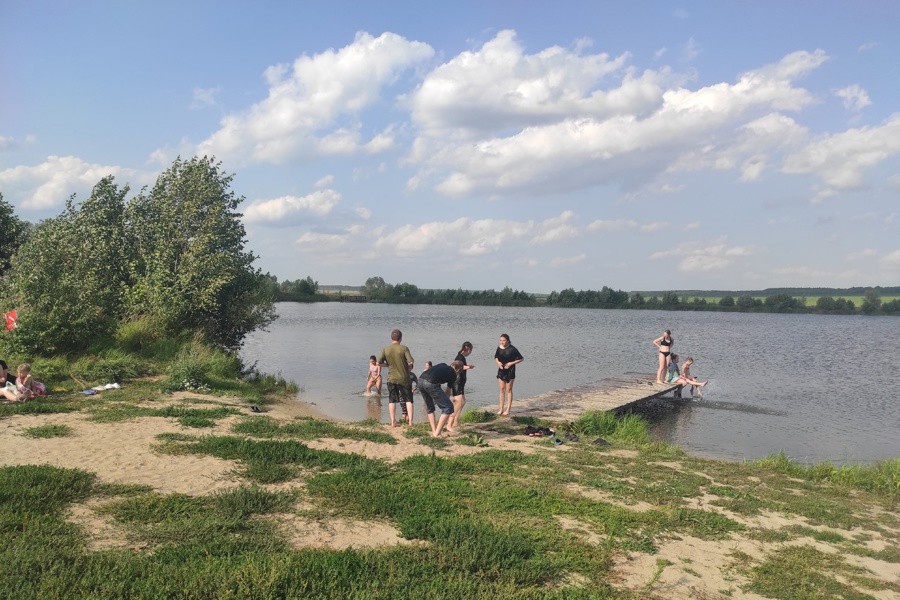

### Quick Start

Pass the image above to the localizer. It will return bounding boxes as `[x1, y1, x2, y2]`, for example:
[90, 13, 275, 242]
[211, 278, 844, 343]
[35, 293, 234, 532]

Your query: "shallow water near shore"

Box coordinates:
[242, 302, 899, 465]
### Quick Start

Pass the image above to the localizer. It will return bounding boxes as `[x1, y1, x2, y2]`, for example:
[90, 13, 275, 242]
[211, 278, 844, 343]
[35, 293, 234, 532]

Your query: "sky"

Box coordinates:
[2, 1, 899, 293]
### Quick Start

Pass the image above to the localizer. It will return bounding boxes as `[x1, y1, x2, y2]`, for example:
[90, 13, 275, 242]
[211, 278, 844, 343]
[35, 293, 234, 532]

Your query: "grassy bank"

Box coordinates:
[0, 367, 897, 599]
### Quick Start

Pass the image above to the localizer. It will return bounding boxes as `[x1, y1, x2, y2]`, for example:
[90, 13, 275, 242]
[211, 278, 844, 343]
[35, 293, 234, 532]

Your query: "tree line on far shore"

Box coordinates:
[269, 275, 900, 317]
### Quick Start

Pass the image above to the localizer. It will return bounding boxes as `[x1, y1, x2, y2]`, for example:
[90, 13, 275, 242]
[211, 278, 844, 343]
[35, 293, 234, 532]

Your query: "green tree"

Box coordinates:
[861, 290, 881, 315]
[816, 296, 836, 312]
[0, 192, 29, 274]
[4, 177, 131, 353]
[661, 291, 680, 306]
[719, 295, 735, 308]
[296, 276, 318, 295]
[125, 157, 275, 350]
[736, 295, 757, 310]
[764, 293, 802, 312]
[364, 276, 387, 299]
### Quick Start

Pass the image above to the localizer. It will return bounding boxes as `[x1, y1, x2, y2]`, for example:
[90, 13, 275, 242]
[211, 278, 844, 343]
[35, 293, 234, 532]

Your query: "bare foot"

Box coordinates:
[391, 422, 399, 427]
[501, 411, 510, 416]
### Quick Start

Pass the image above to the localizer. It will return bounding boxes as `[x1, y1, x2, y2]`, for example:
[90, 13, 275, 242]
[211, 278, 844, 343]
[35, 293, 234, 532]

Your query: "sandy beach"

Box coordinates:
[2, 391, 897, 599]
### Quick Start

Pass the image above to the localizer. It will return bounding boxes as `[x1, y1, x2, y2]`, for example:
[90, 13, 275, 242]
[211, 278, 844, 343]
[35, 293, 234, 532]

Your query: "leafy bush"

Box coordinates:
[2, 158, 276, 356]
[571, 410, 651, 445]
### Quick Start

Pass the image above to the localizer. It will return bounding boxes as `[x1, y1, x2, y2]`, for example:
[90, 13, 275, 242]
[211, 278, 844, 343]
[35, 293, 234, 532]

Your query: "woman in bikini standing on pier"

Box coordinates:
[653, 329, 673, 384]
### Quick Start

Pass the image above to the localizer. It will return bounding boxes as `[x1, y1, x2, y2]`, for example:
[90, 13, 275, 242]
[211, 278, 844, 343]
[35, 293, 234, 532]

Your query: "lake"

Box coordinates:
[241, 302, 899, 465]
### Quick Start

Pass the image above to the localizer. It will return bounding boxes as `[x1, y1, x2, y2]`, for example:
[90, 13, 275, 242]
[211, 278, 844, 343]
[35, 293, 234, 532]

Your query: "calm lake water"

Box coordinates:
[241, 302, 899, 465]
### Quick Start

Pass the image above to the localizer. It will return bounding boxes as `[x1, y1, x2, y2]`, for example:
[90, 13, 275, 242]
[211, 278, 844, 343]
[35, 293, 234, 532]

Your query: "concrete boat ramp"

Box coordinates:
[514, 372, 683, 422]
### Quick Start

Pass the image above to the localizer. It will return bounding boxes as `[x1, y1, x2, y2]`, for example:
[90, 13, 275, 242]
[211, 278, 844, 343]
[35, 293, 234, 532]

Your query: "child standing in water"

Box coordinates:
[365, 355, 382, 396]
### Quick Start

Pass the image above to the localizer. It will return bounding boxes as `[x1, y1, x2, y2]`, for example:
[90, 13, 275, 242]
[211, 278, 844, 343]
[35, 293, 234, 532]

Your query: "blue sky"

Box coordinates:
[2, 1, 899, 293]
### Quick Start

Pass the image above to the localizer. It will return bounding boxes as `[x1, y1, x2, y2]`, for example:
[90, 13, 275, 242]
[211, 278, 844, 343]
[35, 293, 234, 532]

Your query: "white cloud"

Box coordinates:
[315, 175, 335, 188]
[412, 44, 827, 199]
[858, 41, 878, 52]
[833, 85, 871, 112]
[653, 47, 667, 61]
[243, 189, 340, 223]
[410, 30, 634, 139]
[640, 221, 667, 232]
[846, 248, 877, 260]
[681, 37, 700, 62]
[0, 155, 145, 210]
[296, 230, 352, 253]
[784, 113, 900, 191]
[0, 134, 36, 152]
[649, 236, 756, 272]
[355, 206, 371, 220]
[685, 222, 700, 230]
[549, 253, 586, 267]
[190, 86, 221, 109]
[195, 32, 433, 164]
[530, 210, 580, 244]
[374, 216, 534, 258]
[881, 249, 900, 267]
[587, 219, 638, 232]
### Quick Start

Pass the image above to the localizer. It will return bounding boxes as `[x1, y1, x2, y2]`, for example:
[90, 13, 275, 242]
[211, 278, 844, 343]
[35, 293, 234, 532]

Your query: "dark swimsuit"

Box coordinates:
[659, 337, 672, 357]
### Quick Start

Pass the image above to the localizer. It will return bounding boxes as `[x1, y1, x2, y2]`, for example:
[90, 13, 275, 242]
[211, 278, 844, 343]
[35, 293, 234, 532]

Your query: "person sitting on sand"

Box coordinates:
[1, 363, 36, 403]
[0, 360, 14, 387]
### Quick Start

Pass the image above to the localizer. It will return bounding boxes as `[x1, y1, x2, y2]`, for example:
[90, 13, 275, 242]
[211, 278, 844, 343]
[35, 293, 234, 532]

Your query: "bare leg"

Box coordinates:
[656, 353, 668, 383]
[405, 402, 414, 425]
[497, 379, 506, 414]
[449, 394, 465, 429]
[502, 380, 515, 415]
[432, 413, 451, 437]
[388, 403, 398, 427]
[426, 411, 436, 431]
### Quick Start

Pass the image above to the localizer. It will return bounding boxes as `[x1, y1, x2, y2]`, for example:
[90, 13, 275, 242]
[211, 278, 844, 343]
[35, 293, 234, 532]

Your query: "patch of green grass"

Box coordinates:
[459, 410, 498, 424]
[238, 460, 300, 484]
[231, 415, 397, 444]
[753, 452, 900, 501]
[786, 525, 847, 544]
[746, 544, 882, 600]
[100, 489, 289, 554]
[403, 425, 450, 449]
[0, 465, 96, 515]
[0, 400, 81, 418]
[456, 433, 489, 447]
[570, 411, 652, 445]
[176, 415, 216, 428]
[88, 404, 238, 425]
[21, 423, 74, 438]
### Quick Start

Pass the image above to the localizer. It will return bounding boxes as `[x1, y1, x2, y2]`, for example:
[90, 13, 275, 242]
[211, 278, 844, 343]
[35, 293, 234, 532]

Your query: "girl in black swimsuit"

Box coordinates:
[653, 329, 673, 384]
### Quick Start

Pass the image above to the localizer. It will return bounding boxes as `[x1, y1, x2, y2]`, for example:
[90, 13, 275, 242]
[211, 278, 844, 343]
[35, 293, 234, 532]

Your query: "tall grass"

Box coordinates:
[754, 452, 900, 500]
[570, 410, 651, 445]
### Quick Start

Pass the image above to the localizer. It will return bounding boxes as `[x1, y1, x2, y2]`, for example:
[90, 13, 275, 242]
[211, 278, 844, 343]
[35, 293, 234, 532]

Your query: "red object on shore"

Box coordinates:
[4, 310, 17, 331]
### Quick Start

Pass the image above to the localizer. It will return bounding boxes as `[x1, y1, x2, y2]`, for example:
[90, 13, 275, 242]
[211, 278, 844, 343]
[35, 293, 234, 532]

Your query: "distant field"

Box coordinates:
[683, 295, 900, 306]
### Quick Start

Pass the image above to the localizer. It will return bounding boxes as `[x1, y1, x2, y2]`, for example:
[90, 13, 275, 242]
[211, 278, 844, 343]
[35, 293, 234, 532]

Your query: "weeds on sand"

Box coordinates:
[20, 423, 74, 438]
